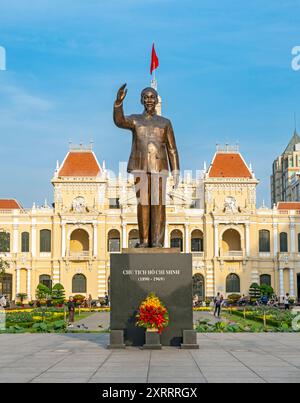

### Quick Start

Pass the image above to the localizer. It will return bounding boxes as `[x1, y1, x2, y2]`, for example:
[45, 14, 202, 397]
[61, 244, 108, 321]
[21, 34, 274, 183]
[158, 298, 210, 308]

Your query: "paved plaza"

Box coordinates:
[0, 332, 300, 383]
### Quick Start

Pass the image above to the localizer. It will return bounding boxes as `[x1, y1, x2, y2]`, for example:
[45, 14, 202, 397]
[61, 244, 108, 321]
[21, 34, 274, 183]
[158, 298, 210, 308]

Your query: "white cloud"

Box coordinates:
[0, 81, 53, 116]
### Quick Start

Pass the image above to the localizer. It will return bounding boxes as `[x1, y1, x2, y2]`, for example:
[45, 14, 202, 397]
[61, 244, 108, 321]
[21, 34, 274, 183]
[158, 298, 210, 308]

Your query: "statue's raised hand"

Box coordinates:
[116, 83, 127, 105]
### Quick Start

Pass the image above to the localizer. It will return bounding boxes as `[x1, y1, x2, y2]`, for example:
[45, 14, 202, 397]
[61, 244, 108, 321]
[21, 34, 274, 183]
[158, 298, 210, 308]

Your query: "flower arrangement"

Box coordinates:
[136, 292, 169, 334]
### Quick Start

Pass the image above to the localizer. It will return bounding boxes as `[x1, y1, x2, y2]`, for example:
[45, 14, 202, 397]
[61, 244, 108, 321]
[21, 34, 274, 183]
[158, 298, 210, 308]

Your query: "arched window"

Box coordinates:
[128, 230, 139, 249]
[21, 232, 30, 253]
[280, 232, 288, 253]
[0, 232, 10, 253]
[40, 230, 51, 253]
[193, 274, 205, 300]
[298, 233, 300, 253]
[0, 273, 13, 301]
[260, 274, 271, 287]
[72, 274, 87, 293]
[170, 230, 183, 252]
[70, 229, 89, 253]
[226, 273, 240, 293]
[191, 230, 204, 252]
[222, 229, 241, 252]
[39, 274, 52, 290]
[108, 230, 121, 253]
[259, 230, 270, 252]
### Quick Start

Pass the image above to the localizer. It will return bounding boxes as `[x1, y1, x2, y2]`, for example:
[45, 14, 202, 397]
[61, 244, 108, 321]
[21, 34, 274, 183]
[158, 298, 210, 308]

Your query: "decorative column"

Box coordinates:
[93, 223, 98, 257]
[185, 224, 190, 253]
[273, 223, 278, 256]
[31, 221, 37, 257]
[289, 268, 295, 297]
[214, 223, 219, 257]
[122, 223, 127, 249]
[279, 268, 284, 300]
[27, 269, 31, 301]
[13, 223, 19, 254]
[164, 224, 169, 248]
[290, 222, 296, 254]
[245, 223, 250, 257]
[61, 222, 66, 257]
[16, 268, 21, 295]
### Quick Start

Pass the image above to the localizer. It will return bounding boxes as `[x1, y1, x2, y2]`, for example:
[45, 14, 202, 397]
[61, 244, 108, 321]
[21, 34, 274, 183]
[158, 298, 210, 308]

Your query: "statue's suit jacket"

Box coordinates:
[114, 103, 180, 174]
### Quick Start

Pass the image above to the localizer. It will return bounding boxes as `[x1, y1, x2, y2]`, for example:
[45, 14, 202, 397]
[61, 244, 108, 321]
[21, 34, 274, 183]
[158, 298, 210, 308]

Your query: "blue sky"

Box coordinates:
[0, 0, 299, 207]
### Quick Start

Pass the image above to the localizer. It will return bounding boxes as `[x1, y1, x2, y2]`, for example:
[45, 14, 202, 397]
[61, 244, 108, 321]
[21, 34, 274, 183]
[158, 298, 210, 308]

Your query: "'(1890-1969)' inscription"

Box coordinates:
[122, 269, 181, 282]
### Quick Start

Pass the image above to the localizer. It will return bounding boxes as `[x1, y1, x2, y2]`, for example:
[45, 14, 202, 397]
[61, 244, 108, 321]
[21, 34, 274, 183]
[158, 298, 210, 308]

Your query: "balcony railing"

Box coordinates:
[221, 250, 244, 258]
[69, 251, 90, 260]
[192, 252, 204, 258]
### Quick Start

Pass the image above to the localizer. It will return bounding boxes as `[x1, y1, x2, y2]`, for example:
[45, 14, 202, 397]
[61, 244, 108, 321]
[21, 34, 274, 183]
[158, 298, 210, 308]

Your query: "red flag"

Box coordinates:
[150, 43, 159, 75]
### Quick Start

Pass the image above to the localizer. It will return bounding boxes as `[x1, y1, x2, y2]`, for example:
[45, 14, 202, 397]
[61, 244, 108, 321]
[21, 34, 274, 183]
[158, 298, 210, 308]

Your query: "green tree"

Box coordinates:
[16, 293, 27, 304]
[51, 283, 65, 304]
[249, 283, 261, 301]
[0, 258, 9, 280]
[260, 284, 274, 298]
[0, 232, 9, 280]
[36, 283, 51, 300]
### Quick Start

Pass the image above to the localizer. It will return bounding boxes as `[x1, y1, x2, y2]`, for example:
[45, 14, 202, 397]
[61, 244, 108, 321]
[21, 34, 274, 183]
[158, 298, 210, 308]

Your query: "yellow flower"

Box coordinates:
[32, 316, 43, 321]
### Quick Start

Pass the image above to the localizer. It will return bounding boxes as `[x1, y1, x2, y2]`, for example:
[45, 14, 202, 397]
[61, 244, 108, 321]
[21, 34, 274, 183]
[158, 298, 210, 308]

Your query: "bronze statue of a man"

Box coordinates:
[113, 84, 180, 248]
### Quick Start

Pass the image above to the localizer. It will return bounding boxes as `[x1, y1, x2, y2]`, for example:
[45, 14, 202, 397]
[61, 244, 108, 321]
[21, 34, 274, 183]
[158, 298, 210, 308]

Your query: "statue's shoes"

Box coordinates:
[151, 243, 163, 248]
[137, 243, 149, 248]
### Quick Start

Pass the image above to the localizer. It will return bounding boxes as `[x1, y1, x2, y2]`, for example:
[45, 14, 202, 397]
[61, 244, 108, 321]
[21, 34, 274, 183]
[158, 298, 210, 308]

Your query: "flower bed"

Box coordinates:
[2, 307, 99, 333]
[227, 307, 298, 331]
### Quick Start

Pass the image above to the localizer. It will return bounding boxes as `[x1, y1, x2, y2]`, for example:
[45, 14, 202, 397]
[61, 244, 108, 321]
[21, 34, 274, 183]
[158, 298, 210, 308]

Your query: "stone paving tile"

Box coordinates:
[89, 376, 147, 383]
[0, 333, 300, 383]
[148, 376, 207, 384]
[30, 372, 92, 383]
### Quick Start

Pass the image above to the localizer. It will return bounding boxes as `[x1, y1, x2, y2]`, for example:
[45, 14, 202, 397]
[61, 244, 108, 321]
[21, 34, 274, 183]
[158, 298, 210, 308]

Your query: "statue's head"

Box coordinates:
[141, 87, 158, 114]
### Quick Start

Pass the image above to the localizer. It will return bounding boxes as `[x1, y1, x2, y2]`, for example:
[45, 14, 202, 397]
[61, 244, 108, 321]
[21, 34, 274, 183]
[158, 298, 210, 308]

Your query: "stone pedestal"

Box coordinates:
[143, 330, 162, 350]
[110, 250, 193, 347]
[107, 330, 126, 349]
[181, 330, 199, 349]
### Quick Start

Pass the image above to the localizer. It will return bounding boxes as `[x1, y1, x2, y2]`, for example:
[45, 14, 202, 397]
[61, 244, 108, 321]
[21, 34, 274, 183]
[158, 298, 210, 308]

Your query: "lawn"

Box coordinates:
[195, 307, 300, 333]
[1, 308, 95, 333]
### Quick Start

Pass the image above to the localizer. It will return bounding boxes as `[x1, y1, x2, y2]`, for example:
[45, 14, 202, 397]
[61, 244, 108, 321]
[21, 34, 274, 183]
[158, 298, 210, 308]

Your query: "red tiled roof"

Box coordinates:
[277, 202, 300, 210]
[208, 153, 252, 178]
[59, 151, 101, 177]
[0, 199, 22, 209]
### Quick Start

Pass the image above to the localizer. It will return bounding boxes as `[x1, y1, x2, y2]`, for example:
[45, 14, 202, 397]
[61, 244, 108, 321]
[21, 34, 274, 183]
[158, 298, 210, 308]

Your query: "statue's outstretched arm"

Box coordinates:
[113, 83, 134, 130]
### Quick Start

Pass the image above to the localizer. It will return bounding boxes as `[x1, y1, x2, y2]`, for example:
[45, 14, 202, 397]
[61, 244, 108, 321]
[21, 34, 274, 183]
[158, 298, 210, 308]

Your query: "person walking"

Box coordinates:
[0, 295, 6, 309]
[284, 293, 290, 310]
[104, 293, 109, 307]
[214, 293, 223, 318]
[87, 294, 93, 310]
[67, 296, 75, 327]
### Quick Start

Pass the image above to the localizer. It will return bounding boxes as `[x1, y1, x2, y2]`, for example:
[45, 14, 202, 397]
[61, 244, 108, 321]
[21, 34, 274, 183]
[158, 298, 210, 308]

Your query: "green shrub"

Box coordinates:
[52, 320, 66, 331]
[227, 294, 241, 304]
[260, 284, 274, 298]
[7, 325, 25, 334]
[16, 293, 27, 303]
[73, 294, 85, 306]
[32, 322, 49, 333]
[249, 283, 261, 301]
[36, 284, 51, 300]
[52, 283, 65, 305]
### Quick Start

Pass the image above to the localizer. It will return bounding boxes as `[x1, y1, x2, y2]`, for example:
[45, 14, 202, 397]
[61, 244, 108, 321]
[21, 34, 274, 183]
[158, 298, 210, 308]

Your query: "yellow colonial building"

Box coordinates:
[1, 143, 300, 302]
